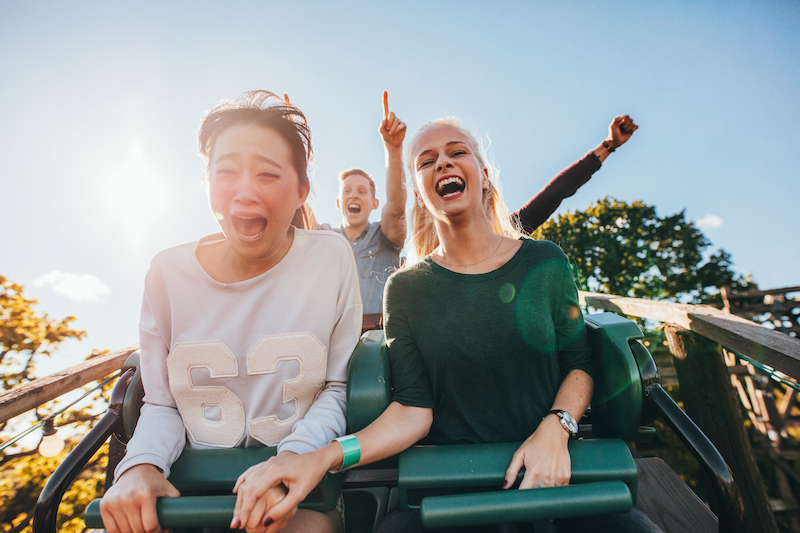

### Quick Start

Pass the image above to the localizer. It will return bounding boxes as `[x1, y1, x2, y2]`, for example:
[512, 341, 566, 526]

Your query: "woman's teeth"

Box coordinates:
[437, 177, 465, 197]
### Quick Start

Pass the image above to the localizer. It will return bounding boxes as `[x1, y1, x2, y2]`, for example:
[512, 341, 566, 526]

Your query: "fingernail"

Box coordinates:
[230, 516, 239, 529]
[502, 480, 510, 489]
[264, 518, 274, 527]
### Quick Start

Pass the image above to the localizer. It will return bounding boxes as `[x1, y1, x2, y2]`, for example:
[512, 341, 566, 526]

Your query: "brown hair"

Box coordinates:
[338, 168, 376, 198]
[198, 90, 313, 192]
[291, 202, 319, 230]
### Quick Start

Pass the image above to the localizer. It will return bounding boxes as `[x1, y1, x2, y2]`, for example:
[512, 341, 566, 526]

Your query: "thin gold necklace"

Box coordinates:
[435, 236, 504, 268]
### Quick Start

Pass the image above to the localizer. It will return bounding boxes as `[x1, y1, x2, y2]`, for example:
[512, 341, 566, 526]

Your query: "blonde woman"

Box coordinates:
[238, 117, 658, 533]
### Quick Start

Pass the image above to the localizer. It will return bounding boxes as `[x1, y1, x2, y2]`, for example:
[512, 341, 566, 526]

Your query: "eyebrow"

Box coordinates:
[214, 152, 283, 169]
[415, 141, 469, 161]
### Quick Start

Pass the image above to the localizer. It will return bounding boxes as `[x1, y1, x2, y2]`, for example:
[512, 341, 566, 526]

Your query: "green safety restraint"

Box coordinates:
[83, 352, 342, 529]
[348, 313, 655, 530]
[84, 312, 654, 530]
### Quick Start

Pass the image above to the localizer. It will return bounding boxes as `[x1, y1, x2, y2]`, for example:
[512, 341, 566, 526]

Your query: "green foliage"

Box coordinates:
[1, 275, 110, 533]
[531, 197, 756, 304]
[0, 275, 86, 393]
[0, 441, 108, 533]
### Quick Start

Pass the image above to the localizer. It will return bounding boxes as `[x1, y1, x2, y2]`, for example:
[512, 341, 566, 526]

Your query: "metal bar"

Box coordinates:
[645, 383, 747, 533]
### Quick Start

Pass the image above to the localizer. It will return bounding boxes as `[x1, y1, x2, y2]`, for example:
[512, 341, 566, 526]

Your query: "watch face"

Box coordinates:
[561, 411, 578, 434]
[551, 410, 578, 435]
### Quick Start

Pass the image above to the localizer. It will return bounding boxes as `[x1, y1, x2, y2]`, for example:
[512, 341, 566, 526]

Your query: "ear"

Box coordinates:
[482, 168, 490, 190]
[298, 181, 311, 207]
[336, 198, 341, 209]
[372, 198, 380, 210]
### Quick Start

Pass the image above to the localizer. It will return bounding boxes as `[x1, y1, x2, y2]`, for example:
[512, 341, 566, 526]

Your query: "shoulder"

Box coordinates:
[293, 228, 356, 269]
[385, 260, 432, 293]
[316, 222, 342, 234]
[520, 238, 569, 262]
[149, 240, 199, 271]
[295, 227, 351, 251]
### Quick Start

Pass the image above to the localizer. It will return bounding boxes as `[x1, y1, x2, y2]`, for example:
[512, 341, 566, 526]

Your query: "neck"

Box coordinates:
[434, 215, 498, 265]
[341, 219, 369, 242]
[202, 230, 295, 283]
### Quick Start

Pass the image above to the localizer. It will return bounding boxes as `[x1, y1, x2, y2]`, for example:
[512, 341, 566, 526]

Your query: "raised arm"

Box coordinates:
[513, 115, 638, 234]
[379, 91, 407, 247]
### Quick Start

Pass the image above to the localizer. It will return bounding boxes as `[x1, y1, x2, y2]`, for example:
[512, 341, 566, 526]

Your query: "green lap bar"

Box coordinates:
[84, 447, 341, 528]
[399, 439, 637, 529]
[421, 481, 632, 529]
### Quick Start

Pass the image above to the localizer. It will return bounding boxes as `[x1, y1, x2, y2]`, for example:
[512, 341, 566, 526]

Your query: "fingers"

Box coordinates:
[100, 467, 174, 533]
[244, 497, 269, 531]
[503, 452, 524, 489]
[234, 463, 259, 493]
[613, 115, 638, 136]
[383, 90, 389, 117]
[379, 111, 407, 145]
[263, 494, 301, 527]
[140, 502, 164, 533]
[265, 504, 297, 533]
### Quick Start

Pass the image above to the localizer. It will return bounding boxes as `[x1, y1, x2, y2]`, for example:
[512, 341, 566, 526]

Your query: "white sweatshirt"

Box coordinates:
[115, 228, 362, 480]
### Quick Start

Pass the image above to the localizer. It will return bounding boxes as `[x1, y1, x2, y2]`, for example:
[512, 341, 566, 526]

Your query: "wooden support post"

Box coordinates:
[665, 324, 778, 533]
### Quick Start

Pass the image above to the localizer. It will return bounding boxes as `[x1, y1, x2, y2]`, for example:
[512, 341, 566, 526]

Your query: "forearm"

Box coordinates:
[513, 152, 601, 233]
[380, 145, 407, 246]
[115, 403, 186, 480]
[592, 139, 616, 163]
[278, 382, 347, 455]
[314, 401, 431, 471]
[550, 369, 594, 421]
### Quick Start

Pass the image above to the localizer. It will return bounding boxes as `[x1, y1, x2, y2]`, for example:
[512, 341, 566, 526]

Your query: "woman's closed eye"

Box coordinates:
[214, 168, 237, 180]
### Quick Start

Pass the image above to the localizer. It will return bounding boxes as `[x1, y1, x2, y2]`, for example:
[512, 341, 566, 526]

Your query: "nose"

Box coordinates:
[233, 175, 259, 204]
[436, 159, 453, 172]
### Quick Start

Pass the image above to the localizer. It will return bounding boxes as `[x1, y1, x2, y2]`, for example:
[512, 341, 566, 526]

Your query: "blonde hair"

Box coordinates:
[404, 118, 521, 266]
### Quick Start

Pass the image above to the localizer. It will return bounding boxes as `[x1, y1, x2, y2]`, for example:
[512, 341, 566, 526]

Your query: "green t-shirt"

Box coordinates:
[384, 238, 592, 445]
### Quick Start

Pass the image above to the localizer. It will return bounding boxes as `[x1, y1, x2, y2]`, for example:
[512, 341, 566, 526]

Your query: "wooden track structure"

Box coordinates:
[3, 291, 800, 532]
[720, 285, 800, 532]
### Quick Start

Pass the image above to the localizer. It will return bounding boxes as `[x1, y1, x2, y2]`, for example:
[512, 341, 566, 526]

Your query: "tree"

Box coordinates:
[1, 275, 111, 533]
[0, 275, 86, 395]
[531, 197, 756, 305]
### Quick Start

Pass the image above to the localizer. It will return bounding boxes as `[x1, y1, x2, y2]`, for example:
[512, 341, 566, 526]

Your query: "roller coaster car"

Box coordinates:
[34, 313, 737, 532]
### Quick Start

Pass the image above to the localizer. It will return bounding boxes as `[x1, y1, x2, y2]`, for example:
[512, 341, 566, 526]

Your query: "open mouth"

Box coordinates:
[347, 203, 362, 214]
[436, 177, 465, 198]
[232, 215, 267, 239]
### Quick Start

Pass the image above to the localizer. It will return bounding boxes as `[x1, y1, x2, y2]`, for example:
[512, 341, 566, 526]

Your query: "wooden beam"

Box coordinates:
[0, 344, 138, 423]
[725, 286, 800, 299]
[665, 325, 777, 533]
[579, 292, 800, 377]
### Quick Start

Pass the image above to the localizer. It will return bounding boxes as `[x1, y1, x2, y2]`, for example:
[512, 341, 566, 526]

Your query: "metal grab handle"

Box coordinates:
[33, 368, 135, 533]
[645, 383, 746, 532]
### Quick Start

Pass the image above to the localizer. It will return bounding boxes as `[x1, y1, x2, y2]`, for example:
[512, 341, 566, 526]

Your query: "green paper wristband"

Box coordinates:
[334, 435, 361, 471]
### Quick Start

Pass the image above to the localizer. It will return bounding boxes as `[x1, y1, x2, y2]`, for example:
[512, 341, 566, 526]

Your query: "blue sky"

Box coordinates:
[1, 1, 798, 374]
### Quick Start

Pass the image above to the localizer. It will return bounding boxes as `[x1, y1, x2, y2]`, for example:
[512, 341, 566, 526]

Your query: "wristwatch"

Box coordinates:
[548, 409, 578, 437]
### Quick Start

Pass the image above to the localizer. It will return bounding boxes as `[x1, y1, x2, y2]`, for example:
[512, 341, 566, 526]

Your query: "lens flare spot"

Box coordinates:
[569, 305, 581, 320]
[214, 211, 225, 221]
[499, 283, 516, 303]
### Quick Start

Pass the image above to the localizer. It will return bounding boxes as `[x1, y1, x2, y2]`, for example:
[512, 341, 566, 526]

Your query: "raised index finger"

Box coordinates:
[383, 91, 389, 118]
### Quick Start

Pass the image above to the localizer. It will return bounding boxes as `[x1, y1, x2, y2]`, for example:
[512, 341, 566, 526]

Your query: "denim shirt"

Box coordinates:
[320, 221, 402, 314]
